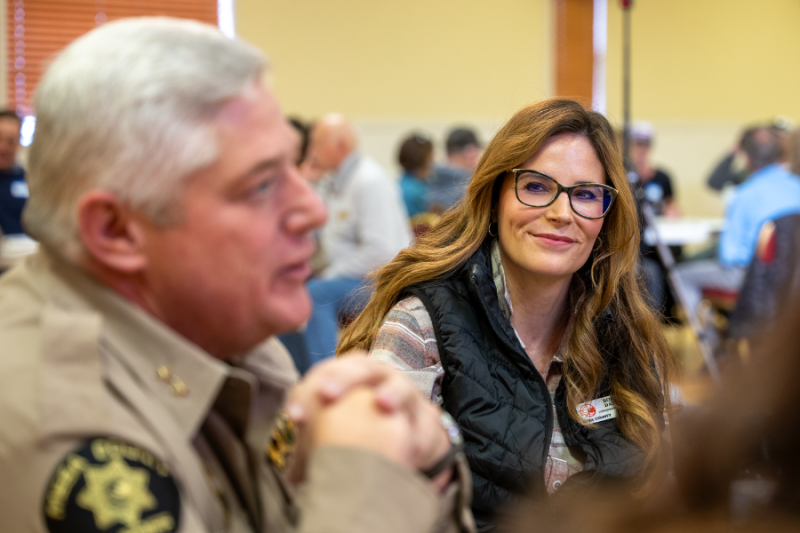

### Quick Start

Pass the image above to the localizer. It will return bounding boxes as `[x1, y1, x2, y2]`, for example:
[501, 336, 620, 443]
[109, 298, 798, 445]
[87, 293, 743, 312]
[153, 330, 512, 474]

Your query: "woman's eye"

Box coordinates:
[524, 182, 547, 192]
[574, 188, 600, 201]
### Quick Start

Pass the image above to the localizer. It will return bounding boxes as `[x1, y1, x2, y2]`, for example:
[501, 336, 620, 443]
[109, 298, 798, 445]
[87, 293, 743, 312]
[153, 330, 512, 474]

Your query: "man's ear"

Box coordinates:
[77, 190, 147, 273]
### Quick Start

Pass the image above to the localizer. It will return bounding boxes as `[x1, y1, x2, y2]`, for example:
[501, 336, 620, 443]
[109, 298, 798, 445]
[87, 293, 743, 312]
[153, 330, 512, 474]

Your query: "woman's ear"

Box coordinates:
[76, 190, 147, 273]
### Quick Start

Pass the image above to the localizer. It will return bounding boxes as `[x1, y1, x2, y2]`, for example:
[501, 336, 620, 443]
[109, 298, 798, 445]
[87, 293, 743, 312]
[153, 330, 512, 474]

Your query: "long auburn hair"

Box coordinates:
[339, 98, 673, 484]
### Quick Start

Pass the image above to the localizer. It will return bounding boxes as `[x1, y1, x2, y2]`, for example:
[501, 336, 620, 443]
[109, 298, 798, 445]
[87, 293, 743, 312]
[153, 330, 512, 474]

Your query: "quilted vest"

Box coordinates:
[406, 244, 656, 532]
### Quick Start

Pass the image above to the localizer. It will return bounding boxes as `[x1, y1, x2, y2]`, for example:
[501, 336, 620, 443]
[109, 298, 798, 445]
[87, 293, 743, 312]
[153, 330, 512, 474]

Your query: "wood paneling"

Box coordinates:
[555, 0, 594, 105]
[7, 0, 217, 115]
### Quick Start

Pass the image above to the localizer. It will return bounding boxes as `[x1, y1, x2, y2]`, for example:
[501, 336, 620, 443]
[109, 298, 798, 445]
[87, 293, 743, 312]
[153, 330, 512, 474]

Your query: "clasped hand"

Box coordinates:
[285, 354, 453, 489]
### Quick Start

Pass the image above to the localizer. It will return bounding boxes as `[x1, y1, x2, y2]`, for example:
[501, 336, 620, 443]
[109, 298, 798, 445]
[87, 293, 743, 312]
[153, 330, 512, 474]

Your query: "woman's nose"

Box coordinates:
[544, 190, 572, 222]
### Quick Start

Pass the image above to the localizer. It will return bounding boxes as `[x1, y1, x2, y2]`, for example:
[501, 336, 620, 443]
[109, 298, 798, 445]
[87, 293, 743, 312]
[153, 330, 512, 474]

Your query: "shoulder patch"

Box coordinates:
[43, 438, 180, 533]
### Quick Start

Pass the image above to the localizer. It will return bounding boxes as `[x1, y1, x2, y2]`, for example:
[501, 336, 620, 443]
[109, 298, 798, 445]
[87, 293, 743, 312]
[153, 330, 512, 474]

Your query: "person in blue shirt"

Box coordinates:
[676, 126, 800, 322]
[427, 127, 482, 212]
[398, 133, 434, 217]
[0, 110, 26, 236]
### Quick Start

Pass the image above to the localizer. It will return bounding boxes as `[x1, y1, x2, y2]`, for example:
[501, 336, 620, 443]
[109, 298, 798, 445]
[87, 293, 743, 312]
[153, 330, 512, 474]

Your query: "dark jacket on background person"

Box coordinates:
[0, 165, 27, 235]
[404, 243, 659, 532]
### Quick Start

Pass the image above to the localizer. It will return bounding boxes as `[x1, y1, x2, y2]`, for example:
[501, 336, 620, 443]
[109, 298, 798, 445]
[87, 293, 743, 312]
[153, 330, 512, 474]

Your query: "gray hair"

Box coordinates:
[23, 17, 267, 259]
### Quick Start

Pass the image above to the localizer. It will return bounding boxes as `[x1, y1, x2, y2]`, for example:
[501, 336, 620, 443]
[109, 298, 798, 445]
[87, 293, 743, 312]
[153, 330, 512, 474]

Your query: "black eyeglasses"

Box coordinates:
[511, 169, 618, 219]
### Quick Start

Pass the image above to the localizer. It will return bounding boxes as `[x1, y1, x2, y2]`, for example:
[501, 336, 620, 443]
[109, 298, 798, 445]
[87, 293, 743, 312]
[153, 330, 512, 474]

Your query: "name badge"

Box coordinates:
[576, 395, 617, 423]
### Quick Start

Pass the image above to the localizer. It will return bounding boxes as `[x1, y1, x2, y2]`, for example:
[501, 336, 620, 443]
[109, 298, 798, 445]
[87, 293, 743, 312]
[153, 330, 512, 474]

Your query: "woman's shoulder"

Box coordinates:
[370, 296, 441, 369]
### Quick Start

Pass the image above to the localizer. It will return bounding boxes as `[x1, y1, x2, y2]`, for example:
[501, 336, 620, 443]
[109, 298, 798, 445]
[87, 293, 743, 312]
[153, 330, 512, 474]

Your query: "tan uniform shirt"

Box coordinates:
[0, 251, 473, 533]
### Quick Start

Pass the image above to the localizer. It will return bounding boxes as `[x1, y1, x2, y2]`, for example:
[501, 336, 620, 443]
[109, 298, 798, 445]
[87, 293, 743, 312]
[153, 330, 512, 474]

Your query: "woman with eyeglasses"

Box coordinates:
[338, 98, 673, 532]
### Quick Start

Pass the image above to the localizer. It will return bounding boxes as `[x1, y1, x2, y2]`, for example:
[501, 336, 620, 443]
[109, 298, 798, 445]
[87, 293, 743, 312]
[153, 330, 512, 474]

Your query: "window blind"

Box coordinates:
[7, 0, 218, 115]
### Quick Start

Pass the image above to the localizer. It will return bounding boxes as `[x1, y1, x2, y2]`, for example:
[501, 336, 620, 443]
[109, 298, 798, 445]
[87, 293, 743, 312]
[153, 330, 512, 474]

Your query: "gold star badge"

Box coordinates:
[267, 410, 297, 470]
[76, 454, 157, 530]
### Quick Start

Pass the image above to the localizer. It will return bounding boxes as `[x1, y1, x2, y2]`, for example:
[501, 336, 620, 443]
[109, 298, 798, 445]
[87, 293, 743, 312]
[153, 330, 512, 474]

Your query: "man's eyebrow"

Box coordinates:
[229, 157, 284, 191]
[231, 156, 283, 183]
[245, 157, 283, 176]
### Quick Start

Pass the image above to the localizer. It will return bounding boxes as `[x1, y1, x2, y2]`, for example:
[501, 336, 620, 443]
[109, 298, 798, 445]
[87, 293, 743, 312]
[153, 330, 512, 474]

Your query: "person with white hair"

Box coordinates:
[0, 18, 473, 533]
[301, 114, 411, 363]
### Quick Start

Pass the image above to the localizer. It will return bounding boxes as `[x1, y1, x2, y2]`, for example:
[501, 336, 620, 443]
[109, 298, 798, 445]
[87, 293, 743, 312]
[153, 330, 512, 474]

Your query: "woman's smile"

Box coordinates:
[532, 232, 576, 246]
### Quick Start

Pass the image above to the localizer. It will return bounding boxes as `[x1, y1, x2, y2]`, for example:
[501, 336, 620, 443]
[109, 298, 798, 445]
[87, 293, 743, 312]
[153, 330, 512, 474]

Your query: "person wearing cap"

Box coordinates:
[427, 127, 483, 212]
[629, 121, 679, 219]
[628, 121, 681, 314]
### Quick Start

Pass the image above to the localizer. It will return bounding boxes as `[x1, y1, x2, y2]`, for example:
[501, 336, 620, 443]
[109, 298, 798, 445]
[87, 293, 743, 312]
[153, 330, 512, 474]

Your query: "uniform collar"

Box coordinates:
[30, 249, 297, 442]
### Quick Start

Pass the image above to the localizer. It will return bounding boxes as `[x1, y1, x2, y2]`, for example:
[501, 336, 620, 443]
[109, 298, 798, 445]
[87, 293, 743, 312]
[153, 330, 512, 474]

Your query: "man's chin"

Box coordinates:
[269, 297, 312, 336]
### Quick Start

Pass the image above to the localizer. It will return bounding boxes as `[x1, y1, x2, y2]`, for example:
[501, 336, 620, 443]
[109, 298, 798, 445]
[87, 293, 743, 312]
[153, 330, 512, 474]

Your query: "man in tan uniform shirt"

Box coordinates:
[0, 18, 473, 533]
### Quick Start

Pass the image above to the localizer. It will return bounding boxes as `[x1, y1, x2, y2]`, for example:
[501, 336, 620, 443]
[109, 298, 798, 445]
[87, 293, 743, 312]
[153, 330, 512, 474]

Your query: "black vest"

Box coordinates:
[406, 245, 655, 532]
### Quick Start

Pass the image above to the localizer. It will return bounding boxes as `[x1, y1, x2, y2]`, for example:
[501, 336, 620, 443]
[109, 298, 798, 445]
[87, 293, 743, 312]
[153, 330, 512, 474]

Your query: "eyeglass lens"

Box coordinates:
[517, 173, 612, 218]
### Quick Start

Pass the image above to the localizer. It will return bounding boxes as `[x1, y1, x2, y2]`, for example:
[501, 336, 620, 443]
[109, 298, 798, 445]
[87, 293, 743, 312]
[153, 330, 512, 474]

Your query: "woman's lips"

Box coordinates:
[533, 233, 575, 246]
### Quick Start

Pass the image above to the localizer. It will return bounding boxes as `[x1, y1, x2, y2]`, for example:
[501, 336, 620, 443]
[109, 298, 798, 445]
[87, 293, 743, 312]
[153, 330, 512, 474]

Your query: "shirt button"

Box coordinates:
[552, 480, 562, 491]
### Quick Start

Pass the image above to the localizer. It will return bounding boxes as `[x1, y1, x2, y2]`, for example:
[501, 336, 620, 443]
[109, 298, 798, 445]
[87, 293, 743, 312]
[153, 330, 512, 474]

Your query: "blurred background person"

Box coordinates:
[706, 126, 754, 195]
[629, 121, 680, 218]
[706, 119, 793, 201]
[301, 113, 411, 363]
[398, 132, 435, 217]
[628, 121, 681, 316]
[675, 126, 800, 328]
[427, 126, 482, 212]
[0, 110, 25, 236]
[725, 126, 800, 342]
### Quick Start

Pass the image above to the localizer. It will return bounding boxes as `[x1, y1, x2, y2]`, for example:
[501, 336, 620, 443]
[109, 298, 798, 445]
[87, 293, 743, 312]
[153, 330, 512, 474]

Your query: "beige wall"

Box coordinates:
[236, 0, 800, 217]
[236, 0, 554, 172]
[605, 0, 800, 217]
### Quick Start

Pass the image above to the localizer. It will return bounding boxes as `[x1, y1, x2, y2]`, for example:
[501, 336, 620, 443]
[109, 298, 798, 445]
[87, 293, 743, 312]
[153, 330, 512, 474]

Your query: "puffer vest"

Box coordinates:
[405, 244, 658, 532]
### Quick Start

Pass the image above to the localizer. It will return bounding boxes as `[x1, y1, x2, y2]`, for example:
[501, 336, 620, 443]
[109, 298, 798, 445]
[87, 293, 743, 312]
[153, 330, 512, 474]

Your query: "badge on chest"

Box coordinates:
[576, 395, 617, 423]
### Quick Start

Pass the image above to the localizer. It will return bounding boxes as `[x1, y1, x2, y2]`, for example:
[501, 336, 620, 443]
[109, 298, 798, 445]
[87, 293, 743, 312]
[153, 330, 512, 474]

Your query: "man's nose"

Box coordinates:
[286, 166, 327, 233]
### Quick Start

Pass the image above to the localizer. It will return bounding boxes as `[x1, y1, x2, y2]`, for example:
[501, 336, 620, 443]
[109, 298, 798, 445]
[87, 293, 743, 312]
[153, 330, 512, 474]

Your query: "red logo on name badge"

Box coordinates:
[579, 403, 596, 418]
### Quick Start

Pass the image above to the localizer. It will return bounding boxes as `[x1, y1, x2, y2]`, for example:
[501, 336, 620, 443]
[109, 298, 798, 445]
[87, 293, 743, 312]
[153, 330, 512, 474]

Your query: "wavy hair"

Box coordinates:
[339, 98, 673, 486]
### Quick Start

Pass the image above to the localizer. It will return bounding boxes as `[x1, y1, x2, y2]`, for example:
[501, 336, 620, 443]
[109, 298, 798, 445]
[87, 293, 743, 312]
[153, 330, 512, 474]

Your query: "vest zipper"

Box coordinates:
[469, 271, 555, 491]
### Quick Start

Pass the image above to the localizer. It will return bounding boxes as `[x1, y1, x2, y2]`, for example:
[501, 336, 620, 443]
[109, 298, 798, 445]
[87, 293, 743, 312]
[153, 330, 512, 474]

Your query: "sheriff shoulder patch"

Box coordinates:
[43, 438, 181, 533]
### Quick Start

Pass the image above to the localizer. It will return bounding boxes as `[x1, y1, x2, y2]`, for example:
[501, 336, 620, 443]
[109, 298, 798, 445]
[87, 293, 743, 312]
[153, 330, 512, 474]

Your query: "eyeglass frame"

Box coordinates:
[509, 169, 618, 220]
